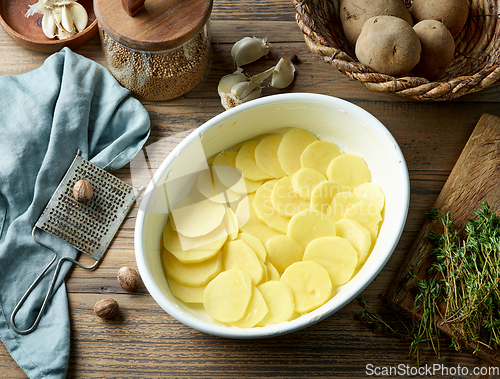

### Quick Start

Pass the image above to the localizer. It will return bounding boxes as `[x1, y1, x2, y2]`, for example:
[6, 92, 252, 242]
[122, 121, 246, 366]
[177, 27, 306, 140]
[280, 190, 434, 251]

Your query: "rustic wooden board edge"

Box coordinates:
[387, 113, 500, 367]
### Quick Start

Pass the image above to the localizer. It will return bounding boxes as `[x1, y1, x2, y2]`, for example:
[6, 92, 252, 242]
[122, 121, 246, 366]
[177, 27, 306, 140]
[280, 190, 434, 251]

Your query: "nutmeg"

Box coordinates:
[94, 298, 119, 319]
[73, 179, 93, 204]
[117, 266, 140, 292]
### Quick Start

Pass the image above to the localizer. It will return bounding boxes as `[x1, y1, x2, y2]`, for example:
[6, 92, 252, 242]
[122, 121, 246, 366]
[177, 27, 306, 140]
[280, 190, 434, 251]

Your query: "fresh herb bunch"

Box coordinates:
[424, 201, 500, 353]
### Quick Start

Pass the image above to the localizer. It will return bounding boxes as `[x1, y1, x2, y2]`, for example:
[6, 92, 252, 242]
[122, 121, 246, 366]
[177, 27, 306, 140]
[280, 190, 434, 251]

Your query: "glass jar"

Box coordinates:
[94, 0, 212, 101]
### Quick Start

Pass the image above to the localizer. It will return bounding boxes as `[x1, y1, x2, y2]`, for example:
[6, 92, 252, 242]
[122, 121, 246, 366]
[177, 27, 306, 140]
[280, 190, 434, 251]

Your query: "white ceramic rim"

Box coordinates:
[135, 93, 410, 339]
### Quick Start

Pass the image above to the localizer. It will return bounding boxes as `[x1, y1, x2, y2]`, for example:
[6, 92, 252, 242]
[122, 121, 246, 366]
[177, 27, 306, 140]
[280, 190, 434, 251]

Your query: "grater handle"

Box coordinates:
[10, 227, 98, 335]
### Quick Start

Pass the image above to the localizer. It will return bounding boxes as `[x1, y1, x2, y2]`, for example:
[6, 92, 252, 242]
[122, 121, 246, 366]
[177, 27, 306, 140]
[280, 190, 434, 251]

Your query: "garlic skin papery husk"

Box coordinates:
[270, 58, 296, 89]
[218, 67, 274, 110]
[26, 0, 88, 40]
[231, 37, 271, 67]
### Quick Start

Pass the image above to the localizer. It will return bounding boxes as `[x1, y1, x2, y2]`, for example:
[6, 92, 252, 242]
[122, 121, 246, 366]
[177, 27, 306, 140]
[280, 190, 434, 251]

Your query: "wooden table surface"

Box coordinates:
[2, 1, 500, 378]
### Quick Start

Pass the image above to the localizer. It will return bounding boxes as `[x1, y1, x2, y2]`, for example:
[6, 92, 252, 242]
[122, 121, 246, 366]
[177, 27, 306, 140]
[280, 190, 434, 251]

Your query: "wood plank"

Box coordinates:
[387, 113, 500, 366]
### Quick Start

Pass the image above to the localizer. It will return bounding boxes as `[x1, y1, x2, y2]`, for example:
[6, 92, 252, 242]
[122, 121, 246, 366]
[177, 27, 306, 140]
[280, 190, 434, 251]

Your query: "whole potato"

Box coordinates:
[412, 20, 455, 80]
[355, 16, 421, 76]
[340, 0, 413, 47]
[411, 0, 469, 37]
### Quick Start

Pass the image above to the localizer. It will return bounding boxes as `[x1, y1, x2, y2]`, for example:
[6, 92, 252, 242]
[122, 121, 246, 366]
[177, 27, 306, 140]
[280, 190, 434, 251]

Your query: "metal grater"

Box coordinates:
[35, 151, 137, 259]
[11, 150, 139, 335]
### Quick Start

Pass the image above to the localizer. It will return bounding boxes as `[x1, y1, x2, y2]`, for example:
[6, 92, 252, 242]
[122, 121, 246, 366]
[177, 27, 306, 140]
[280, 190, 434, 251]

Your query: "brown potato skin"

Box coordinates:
[411, 0, 469, 37]
[412, 20, 455, 80]
[355, 16, 421, 76]
[340, 0, 413, 47]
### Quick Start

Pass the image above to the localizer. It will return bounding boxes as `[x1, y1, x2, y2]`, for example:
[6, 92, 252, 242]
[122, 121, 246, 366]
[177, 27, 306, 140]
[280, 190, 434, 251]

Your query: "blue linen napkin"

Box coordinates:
[0, 47, 150, 378]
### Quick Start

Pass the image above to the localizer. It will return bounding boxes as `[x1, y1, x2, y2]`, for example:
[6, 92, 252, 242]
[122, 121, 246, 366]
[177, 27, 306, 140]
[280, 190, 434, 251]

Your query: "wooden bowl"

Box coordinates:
[293, 0, 500, 101]
[0, 0, 98, 53]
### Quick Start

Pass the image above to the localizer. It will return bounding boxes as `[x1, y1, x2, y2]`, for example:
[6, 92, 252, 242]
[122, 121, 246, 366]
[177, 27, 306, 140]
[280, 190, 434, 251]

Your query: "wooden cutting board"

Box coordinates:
[387, 113, 500, 366]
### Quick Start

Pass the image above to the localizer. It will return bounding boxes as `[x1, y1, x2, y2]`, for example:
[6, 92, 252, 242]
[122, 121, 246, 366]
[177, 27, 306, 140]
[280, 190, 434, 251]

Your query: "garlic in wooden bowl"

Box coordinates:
[134, 93, 409, 339]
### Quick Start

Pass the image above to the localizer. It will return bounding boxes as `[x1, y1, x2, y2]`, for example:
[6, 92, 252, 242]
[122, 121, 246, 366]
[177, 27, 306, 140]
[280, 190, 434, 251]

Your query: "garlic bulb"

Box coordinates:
[231, 37, 271, 67]
[218, 68, 274, 110]
[26, 0, 88, 40]
[270, 58, 296, 89]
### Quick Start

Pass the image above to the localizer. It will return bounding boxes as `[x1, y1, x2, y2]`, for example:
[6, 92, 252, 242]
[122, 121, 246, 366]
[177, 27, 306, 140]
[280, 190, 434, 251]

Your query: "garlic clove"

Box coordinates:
[240, 87, 262, 103]
[220, 93, 243, 111]
[230, 80, 258, 99]
[41, 10, 56, 38]
[270, 58, 296, 89]
[61, 4, 74, 32]
[231, 37, 271, 67]
[70, 2, 88, 32]
[218, 68, 248, 96]
[52, 6, 62, 26]
[56, 23, 76, 39]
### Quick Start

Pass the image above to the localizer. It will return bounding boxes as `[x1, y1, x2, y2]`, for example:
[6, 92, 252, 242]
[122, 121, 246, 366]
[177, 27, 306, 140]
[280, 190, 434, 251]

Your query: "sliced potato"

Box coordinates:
[256, 281, 295, 326]
[240, 193, 284, 244]
[253, 180, 290, 234]
[162, 221, 226, 263]
[291, 167, 327, 200]
[222, 239, 264, 285]
[212, 151, 262, 194]
[353, 183, 385, 212]
[270, 176, 309, 218]
[237, 232, 267, 262]
[344, 200, 382, 241]
[310, 180, 342, 214]
[280, 261, 332, 314]
[236, 140, 273, 181]
[265, 260, 280, 281]
[335, 218, 372, 265]
[161, 249, 222, 287]
[255, 135, 286, 178]
[287, 208, 336, 249]
[167, 276, 206, 304]
[326, 154, 371, 190]
[302, 236, 358, 286]
[196, 168, 242, 204]
[277, 128, 318, 176]
[326, 191, 360, 223]
[264, 235, 304, 274]
[228, 286, 268, 328]
[223, 207, 239, 241]
[203, 269, 253, 323]
[300, 140, 343, 175]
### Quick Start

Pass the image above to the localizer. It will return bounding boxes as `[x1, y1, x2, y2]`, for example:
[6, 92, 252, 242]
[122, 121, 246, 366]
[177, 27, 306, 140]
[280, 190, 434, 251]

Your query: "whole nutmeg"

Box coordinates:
[73, 179, 93, 204]
[94, 298, 119, 319]
[117, 266, 140, 292]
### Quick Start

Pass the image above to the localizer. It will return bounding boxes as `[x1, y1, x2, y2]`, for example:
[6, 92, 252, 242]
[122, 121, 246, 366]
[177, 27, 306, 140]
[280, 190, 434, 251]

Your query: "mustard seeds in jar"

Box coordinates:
[94, 0, 212, 101]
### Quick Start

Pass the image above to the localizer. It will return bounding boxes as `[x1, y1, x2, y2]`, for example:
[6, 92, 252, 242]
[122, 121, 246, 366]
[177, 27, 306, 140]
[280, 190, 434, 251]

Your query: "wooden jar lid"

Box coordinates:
[94, 0, 212, 52]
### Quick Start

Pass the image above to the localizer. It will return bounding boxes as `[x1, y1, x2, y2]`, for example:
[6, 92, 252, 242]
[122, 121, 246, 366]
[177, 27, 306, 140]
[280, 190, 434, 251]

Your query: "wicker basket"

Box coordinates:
[293, 0, 500, 100]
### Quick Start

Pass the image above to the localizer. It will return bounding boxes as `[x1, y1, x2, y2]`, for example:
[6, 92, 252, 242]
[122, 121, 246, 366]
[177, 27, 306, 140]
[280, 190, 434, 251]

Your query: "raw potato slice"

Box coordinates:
[326, 154, 371, 190]
[211, 165, 247, 195]
[311, 180, 342, 214]
[236, 140, 273, 181]
[277, 128, 318, 176]
[253, 180, 290, 234]
[280, 261, 332, 314]
[235, 195, 251, 228]
[291, 167, 327, 200]
[170, 193, 226, 238]
[240, 194, 284, 244]
[300, 140, 343, 175]
[287, 208, 336, 250]
[197, 168, 241, 204]
[271, 176, 309, 218]
[228, 286, 268, 328]
[167, 277, 206, 304]
[212, 151, 264, 194]
[335, 219, 371, 265]
[344, 200, 382, 241]
[256, 281, 295, 326]
[353, 183, 385, 212]
[265, 260, 280, 281]
[264, 235, 303, 274]
[244, 178, 264, 194]
[327, 191, 359, 223]
[223, 207, 239, 241]
[162, 221, 226, 263]
[161, 249, 222, 287]
[204, 269, 252, 323]
[222, 240, 264, 285]
[255, 135, 287, 178]
[302, 236, 358, 286]
[237, 232, 267, 262]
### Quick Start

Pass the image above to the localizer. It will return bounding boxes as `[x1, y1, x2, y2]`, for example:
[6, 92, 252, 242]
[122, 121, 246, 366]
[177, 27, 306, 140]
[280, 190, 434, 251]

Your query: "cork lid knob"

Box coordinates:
[122, 0, 145, 17]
